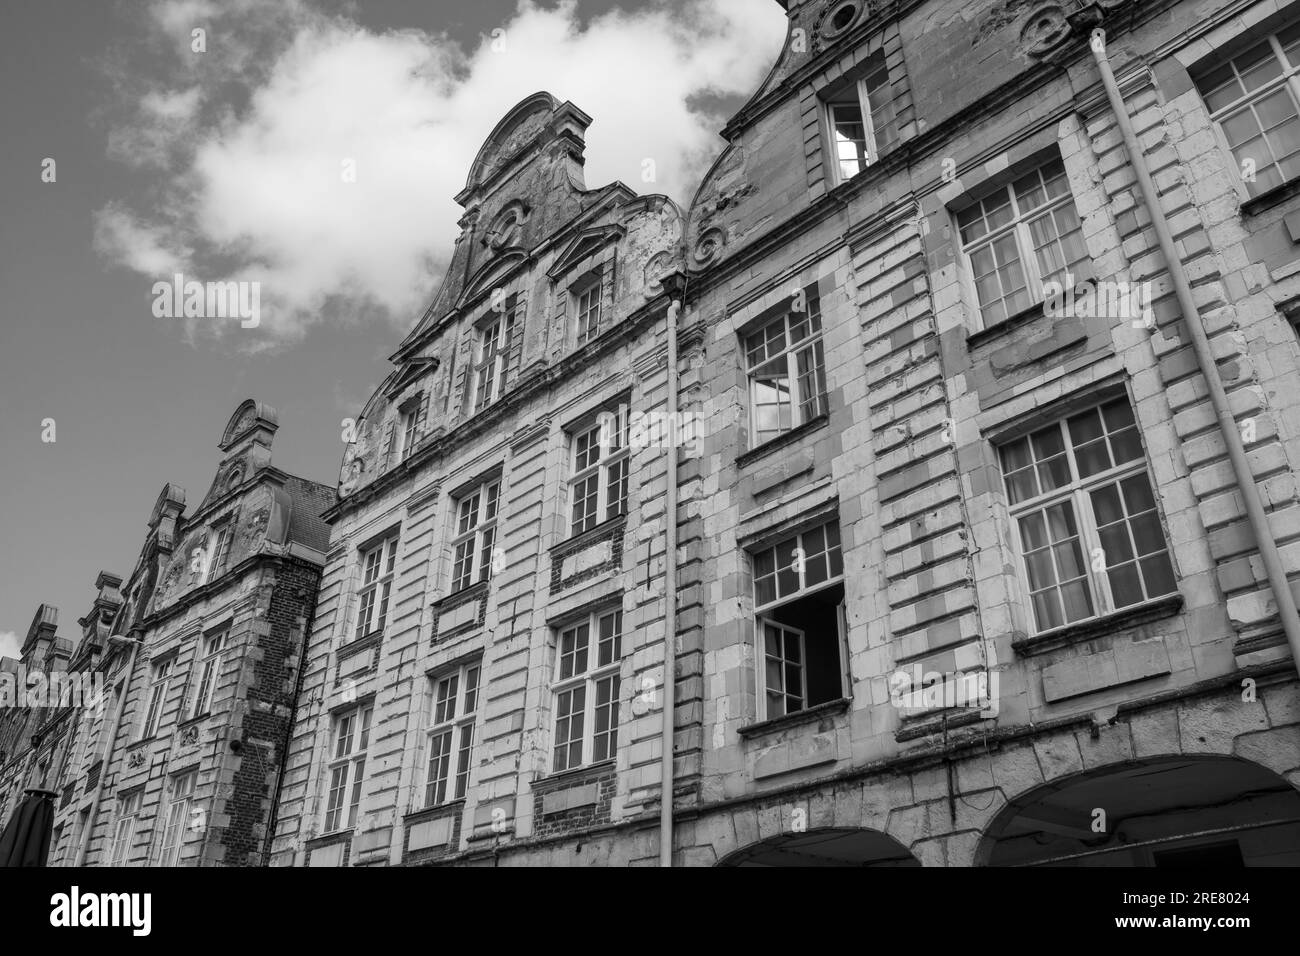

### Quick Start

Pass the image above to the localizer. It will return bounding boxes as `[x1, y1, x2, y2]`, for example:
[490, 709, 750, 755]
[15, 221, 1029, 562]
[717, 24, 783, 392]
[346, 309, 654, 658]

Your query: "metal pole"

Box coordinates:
[1091, 28, 1300, 672]
[659, 299, 681, 867]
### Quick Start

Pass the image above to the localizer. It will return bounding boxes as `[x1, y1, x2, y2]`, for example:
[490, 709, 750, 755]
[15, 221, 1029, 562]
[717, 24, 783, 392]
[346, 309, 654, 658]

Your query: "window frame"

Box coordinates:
[750, 520, 848, 721]
[998, 396, 1178, 636]
[109, 789, 143, 866]
[472, 306, 517, 413]
[573, 274, 603, 347]
[567, 406, 630, 537]
[187, 626, 229, 720]
[156, 770, 198, 866]
[1194, 22, 1300, 200]
[141, 657, 174, 739]
[551, 608, 624, 773]
[203, 521, 235, 583]
[449, 478, 501, 593]
[823, 54, 897, 186]
[743, 306, 828, 449]
[423, 661, 481, 808]
[354, 536, 398, 641]
[394, 405, 418, 462]
[323, 702, 373, 834]
[955, 157, 1092, 331]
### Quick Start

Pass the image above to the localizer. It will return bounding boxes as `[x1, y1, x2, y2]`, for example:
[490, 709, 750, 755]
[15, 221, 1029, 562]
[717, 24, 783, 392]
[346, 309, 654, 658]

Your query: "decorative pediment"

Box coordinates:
[546, 224, 626, 281]
[461, 251, 528, 306]
[383, 356, 440, 399]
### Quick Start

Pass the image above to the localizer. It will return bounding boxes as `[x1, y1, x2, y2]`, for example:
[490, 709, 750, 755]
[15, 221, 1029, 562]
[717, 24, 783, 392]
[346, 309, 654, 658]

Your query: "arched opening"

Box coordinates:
[979, 755, 1300, 866]
[717, 827, 921, 867]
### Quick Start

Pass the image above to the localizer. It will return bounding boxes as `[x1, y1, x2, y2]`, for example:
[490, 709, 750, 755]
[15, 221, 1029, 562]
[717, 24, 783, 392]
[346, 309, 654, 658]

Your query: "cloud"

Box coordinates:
[95, 0, 787, 347]
[0, 631, 20, 659]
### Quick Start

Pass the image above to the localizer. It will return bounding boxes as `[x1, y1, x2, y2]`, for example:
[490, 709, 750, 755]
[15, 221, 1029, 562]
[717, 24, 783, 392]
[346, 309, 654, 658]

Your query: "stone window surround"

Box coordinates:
[1174, 0, 1300, 210]
[421, 656, 482, 810]
[977, 373, 1184, 648]
[948, 146, 1090, 336]
[547, 606, 624, 774]
[734, 277, 828, 456]
[562, 390, 632, 539]
[445, 464, 505, 596]
[735, 501, 849, 728]
[801, 17, 913, 202]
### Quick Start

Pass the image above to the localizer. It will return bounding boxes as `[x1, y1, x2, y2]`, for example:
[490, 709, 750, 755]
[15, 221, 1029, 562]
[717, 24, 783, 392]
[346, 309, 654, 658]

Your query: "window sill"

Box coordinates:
[1240, 178, 1300, 218]
[1011, 593, 1185, 658]
[403, 799, 465, 826]
[433, 579, 489, 610]
[306, 829, 354, 850]
[965, 301, 1048, 349]
[532, 758, 616, 792]
[736, 413, 830, 470]
[737, 696, 851, 740]
[549, 513, 626, 556]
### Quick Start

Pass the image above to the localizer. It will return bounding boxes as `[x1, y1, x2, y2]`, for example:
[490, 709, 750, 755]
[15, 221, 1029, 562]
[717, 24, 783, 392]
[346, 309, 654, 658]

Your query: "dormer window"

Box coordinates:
[472, 305, 517, 413]
[824, 51, 898, 184]
[572, 273, 603, 346]
[394, 406, 417, 461]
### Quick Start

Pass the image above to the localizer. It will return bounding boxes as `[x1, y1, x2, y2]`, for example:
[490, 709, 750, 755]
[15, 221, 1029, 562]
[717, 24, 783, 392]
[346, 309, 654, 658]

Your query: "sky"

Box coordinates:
[0, 0, 789, 657]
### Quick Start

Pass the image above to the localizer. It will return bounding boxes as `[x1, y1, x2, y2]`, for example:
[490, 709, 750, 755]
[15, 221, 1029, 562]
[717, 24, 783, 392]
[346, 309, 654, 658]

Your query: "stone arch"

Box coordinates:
[975, 754, 1300, 866]
[715, 826, 921, 867]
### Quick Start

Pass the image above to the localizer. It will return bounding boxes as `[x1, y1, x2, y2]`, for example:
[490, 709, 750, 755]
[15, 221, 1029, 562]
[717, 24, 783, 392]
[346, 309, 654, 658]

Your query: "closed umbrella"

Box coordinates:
[0, 787, 56, 867]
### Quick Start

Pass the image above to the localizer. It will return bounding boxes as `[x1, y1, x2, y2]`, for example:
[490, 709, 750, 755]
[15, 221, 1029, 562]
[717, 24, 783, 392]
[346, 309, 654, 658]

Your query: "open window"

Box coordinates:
[751, 521, 847, 720]
[822, 50, 899, 185]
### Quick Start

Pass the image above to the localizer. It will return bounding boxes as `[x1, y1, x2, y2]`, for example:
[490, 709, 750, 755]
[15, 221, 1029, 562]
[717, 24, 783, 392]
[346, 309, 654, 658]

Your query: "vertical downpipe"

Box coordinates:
[1090, 28, 1300, 670]
[660, 299, 681, 867]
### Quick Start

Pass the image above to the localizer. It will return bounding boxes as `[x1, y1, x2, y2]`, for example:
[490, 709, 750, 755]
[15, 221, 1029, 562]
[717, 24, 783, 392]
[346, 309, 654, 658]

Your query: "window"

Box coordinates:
[190, 521, 234, 585]
[825, 53, 899, 183]
[473, 308, 517, 413]
[355, 537, 398, 640]
[205, 522, 234, 582]
[999, 396, 1177, 634]
[324, 703, 372, 833]
[157, 771, 197, 866]
[752, 521, 846, 719]
[142, 658, 173, 739]
[188, 627, 228, 719]
[424, 662, 480, 807]
[744, 303, 827, 446]
[574, 277, 603, 346]
[957, 158, 1092, 328]
[450, 479, 500, 592]
[109, 790, 142, 865]
[1195, 22, 1300, 198]
[394, 405, 418, 461]
[552, 609, 623, 772]
[568, 407, 629, 536]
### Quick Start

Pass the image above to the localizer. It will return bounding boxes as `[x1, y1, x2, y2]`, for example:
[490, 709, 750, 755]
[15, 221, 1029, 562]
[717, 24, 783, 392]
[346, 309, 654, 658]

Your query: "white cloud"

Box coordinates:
[95, 0, 787, 346]
[0, 631, 20, 660]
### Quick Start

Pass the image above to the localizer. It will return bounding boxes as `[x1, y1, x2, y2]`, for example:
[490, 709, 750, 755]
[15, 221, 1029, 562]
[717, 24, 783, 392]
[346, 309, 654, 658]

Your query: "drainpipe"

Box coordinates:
[660, 298, 682, 867]
[75, 633, 142, 866]
[1090, 27, 1300, 671]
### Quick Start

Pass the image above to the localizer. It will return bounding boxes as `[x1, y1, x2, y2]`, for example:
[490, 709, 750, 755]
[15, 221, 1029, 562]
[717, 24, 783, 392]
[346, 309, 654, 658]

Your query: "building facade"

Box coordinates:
[271, 0, 1300, 867]
[0, 400, 333, 866]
